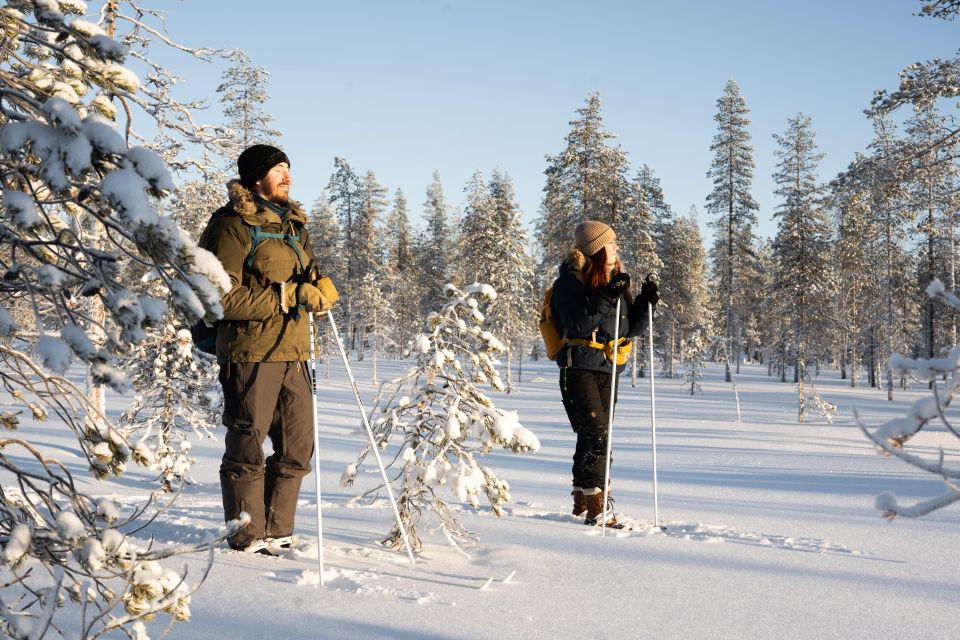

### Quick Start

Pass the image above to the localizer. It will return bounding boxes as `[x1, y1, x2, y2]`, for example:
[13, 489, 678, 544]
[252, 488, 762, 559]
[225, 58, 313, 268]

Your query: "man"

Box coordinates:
[199, 144, 338, 553]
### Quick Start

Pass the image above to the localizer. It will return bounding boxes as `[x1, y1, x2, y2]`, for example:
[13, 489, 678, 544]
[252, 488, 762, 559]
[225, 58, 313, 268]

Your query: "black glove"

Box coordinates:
[637, 274, 659, 307]
[600, 272, 630, 301]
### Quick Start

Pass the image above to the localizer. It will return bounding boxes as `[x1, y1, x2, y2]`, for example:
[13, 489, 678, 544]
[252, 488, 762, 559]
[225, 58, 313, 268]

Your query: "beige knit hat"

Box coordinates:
[574, 220, 616, 257]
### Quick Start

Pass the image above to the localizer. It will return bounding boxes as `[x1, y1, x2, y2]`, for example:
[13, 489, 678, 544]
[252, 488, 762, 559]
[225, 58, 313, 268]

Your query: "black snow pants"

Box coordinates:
[219, 361, 314, 548]
[559, 367, 619, 490]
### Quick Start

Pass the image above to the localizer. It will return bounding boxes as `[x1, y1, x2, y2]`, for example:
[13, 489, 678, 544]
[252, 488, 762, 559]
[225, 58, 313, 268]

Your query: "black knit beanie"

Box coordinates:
[237, 144, 290, 188]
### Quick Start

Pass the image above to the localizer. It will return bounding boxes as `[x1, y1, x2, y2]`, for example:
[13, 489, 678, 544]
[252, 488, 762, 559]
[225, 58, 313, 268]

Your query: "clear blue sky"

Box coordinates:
[154, 0, 957, 242]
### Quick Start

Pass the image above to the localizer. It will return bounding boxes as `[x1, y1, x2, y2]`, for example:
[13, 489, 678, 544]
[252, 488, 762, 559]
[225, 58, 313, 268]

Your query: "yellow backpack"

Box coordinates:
[538, 286, 565, 361]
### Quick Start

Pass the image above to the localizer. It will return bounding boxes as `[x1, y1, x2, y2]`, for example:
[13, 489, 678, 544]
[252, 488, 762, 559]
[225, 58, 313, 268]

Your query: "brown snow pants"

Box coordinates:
[219, 361, 313, 548]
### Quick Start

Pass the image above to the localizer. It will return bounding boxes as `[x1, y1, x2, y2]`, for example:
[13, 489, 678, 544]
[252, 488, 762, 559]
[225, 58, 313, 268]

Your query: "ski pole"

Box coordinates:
[326, 312, 416, 564]
[601, 297, 621, 537]
[648, 301, 659, 527]
[307, 311, 325, 586]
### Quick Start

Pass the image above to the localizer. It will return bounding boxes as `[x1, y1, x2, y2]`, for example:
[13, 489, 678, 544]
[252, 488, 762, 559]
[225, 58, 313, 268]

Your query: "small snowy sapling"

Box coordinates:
[342, 283, 540, 552]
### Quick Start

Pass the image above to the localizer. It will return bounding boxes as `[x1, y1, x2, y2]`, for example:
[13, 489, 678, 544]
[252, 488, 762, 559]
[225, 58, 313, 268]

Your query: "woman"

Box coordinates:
[551, 220, 658, 527]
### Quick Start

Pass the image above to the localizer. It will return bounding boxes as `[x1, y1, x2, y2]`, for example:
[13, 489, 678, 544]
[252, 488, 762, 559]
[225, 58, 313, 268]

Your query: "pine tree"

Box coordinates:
[828, 161, 880, 387]
[705, 80, 759, 382]
[904, 104, 960, 375]
[459, 170, 497, 283]
[536, 92, 631, 270]
[384, 189, 421, 353]
[216, 51, 282, 159]
[856, 1, 960, 519]
[771, 114, 832, 423]
[422, 171, 456, 308]
[0, 3, 234, 635]
[486, 170, 535, 391]
[353, 170, 389, 361]
[658, 207, 711, 378]
[341, 284, 539, 552]
[327, 157, 363, 352]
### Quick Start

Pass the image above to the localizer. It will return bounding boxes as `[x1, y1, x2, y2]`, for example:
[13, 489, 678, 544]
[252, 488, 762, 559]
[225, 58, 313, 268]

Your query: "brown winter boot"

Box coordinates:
[582, 489, 624, 528]
[572, 489, 585, 516]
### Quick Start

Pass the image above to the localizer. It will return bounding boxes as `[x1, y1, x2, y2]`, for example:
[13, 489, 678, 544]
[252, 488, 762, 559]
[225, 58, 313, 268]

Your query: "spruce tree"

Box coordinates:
[327, 157, 362, 351]
[705, 80, 759, 381]
[459, 170, 497, 283]
[771, 114, 832, 422]
[422, 171, 456, 308]
[658, 207, 711, 378]
[904, 104, 960, 375]
[384, 189, 421, 353]
[486, 170, 535, 391]
[536, 92, 630, 270]
[216, 51, 282, 159]
[354, 170, 390, 361]
[342, 284, 539, 552]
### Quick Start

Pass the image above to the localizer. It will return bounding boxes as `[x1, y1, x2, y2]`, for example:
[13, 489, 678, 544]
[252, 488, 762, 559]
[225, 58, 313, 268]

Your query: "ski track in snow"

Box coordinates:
[499, 503, 869, 555]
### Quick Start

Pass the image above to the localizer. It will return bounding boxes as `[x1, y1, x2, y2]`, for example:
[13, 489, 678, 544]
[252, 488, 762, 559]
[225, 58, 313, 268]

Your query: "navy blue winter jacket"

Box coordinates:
[550, 257, 651, 374]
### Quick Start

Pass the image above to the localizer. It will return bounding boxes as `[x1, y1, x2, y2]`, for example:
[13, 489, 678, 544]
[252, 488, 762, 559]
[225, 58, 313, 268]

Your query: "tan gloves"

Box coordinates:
[281, 277, 340, 314]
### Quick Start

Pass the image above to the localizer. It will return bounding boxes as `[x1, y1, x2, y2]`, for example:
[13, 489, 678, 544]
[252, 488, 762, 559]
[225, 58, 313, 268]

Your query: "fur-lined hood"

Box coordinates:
[225, 179, 306, 227]
[559, 247, 587, 276]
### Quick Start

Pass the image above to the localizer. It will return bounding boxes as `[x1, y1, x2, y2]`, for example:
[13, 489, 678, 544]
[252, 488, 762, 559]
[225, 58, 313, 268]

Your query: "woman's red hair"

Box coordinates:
[583, 247, 612, 292]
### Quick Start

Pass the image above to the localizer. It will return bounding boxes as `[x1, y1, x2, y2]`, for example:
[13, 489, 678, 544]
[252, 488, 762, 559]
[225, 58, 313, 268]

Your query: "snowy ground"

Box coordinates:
[8, 359, 960, 639]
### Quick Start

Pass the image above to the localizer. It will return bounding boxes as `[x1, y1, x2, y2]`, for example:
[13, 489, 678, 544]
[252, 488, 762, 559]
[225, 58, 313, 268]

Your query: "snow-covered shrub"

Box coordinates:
[342, 283, 540, 552]
[858, 279, 960, 518]
[119, 323, 221, 491]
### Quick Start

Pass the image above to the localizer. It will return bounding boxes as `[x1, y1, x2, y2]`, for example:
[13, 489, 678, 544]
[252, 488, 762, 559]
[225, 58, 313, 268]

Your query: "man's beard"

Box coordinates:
[265, 186, 290, 205]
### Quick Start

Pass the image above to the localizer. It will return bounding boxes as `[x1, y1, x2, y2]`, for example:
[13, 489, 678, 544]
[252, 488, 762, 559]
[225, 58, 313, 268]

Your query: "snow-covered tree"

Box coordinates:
[680, 323, 712, 395]
[353, 170, 389, 362]
[459, 170, 496, 283]
[342, 284, 540, 552]
[904, 104, 960, 372]
[119, 324, 221, 491]
[421, 171, 456, 309]
[486, 170, 535, 391]
[771, 114, 833, 422]
[827, 165, 880, 387]
[0, 2, 235, 636]
[658, 207, 710, 378]
[383, 188, 421, 354]
[306, 192, 344, 286]
[327, 157, 362, 352]
[852, 1, 960, 520]
[705, 80, 759, 381]
[216, 51, 282, 159]
[536, 92, 631, 270]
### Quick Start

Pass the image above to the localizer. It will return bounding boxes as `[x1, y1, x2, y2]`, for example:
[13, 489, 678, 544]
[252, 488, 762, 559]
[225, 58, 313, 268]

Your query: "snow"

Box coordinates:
[54, 511, 85, 541]
[0, 308, 15, 337]
[2, 524, 31, 566]
[127, 146, 174, 192]
[41, 96, 82, 135]
[88, 34, 128, 63]
[35, 335, 72, 374]
[100, 63, 141, 92]
[3, 189, 41, 230]
[82, 114, 125, 154]
[68, 18, 104, 38]
[5, 360, 960, 638]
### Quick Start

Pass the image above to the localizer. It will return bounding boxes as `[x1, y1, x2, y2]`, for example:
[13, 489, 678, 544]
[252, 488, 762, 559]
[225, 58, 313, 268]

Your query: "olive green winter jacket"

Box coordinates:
[198, 180, 318, 364]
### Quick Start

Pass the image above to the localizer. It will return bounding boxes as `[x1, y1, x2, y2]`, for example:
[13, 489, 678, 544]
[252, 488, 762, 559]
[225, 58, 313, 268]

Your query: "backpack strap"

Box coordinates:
[243, 224, 306, 274]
